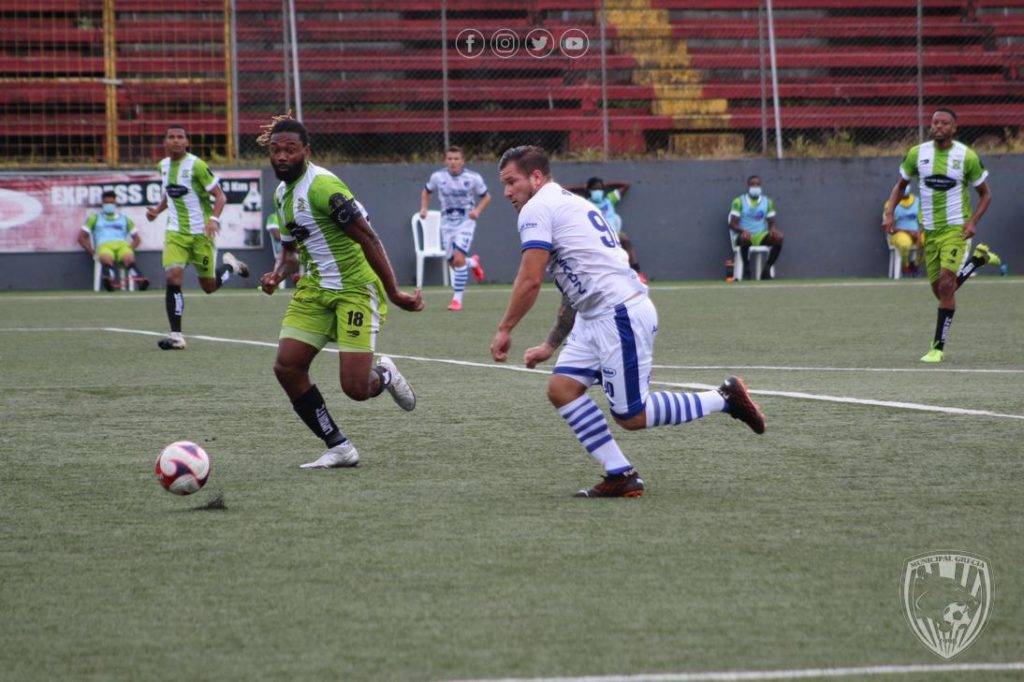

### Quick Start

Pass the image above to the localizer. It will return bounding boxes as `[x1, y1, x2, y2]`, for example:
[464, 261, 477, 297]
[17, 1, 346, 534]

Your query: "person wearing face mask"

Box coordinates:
[568, 177, 646, 284]
[882, 185, 924, 277]
[728, 175, 783, 280]
[78, 189, 148, 291]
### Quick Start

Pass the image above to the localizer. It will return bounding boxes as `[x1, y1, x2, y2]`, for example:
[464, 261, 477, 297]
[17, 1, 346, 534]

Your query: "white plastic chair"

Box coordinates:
[729, 230, 773, 281]
[412, 210, 449, 289]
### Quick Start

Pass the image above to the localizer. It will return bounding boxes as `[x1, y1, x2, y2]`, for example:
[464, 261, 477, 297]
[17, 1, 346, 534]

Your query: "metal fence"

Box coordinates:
[4, 1, 1022, 165]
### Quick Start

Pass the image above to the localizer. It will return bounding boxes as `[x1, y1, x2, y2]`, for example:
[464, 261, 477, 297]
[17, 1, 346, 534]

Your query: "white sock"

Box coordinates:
[558, 394, 632, 474]
[452, 265, 468, 302]
[645, 390, 725, 428]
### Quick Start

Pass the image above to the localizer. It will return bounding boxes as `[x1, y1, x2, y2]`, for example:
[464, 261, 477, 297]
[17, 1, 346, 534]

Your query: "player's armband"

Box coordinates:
[328, 193, 360, 229]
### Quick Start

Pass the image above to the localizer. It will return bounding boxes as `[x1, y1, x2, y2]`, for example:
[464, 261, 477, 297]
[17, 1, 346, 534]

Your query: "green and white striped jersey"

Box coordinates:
[158, 153, 219, 235]
[274, 162, 377, 291]
[899, 141, 988, 231]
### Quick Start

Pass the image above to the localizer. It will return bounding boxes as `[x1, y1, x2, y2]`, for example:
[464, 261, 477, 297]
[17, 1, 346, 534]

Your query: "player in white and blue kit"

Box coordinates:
[420, 146, 490, 311]
[490, 146, 766, 497]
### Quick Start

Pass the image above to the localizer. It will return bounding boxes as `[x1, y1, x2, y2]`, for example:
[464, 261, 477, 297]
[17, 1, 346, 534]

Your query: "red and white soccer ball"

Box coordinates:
[155, 441, 210, 495]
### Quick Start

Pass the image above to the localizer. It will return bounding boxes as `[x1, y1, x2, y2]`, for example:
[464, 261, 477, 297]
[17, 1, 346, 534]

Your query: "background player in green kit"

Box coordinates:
[78, 189, 148, 291]
[883, 108, 1000, 363]
[146, 125, 250, 350]
[257, 115, 424, 469]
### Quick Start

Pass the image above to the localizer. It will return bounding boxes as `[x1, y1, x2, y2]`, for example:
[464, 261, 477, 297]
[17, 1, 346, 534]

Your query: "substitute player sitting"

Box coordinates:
[419, 145, 489, 311]
[729, 175, 783, 280]
[259, 115, 424, 469]
[78, 190, 148, 291]
[883, 185, 924, 277]
[490, 145, 766, 498]
[567, 177, 646, 284]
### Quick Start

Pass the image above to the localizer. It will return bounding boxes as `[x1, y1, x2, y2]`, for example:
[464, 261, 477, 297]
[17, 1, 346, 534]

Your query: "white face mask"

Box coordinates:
[589, 189, 605, 202]
[748, 186, 762, 199]
[102, 203, 116, 216]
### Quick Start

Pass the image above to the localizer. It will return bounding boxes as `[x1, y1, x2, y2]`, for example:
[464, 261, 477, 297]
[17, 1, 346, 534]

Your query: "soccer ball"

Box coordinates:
[155, 441, 210, 495]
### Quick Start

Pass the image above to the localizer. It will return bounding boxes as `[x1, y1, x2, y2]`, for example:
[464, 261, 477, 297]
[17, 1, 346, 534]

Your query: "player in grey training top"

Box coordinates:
[419, 145, 491, 311]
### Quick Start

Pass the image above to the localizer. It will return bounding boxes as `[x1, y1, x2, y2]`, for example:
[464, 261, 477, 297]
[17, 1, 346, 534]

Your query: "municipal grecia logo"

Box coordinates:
[900, 551, 993, 659]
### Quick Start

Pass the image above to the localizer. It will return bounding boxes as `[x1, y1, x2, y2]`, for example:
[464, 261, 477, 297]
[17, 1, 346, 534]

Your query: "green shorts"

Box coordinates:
[280, 281, 388, 353]
[749, 231, 770, 246]
[96, 240, 133, 264]
[163, 231, 215, 278]
[923, 228, 967, 283]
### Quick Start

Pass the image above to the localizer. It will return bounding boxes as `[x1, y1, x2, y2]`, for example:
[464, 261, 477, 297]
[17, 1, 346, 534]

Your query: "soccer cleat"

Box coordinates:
[222, 252, 250, 278]
[717, 375, 766, 434]
[377, 355, 416, 411]
[920, 346, 944, 363]
[447, 299, 462, 312]
[299, 440, 360, 469]
[575, 468, 645, 498]
[972, 243, 1001, 268]
[157, 336, 187, 350]
[470, 253, 486, 283]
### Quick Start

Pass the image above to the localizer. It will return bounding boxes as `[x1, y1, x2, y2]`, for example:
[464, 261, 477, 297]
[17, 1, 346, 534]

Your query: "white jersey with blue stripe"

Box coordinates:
[518, 181, 646, 319]
[425, 168, 488, 223]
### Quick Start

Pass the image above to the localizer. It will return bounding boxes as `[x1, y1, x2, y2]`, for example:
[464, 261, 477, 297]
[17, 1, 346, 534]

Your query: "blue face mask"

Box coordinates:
[102, 203, 116, 216]
[748, 186, 762, 199]
[589, 189, 605, 202]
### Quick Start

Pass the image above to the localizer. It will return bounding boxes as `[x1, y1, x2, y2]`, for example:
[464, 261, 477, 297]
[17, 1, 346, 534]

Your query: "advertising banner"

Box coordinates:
[0, 170, 265, 253]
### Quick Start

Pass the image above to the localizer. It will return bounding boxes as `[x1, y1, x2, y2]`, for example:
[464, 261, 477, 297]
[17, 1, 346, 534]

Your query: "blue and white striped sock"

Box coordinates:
[558, 394, 632, 474]
[452, 265, 468, 303]
[645, 390, 725, 428]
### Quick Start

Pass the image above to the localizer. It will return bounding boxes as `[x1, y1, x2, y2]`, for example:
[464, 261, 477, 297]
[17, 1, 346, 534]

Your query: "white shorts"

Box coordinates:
[553, 295, 658, 419]
[442, 218, 476, 259]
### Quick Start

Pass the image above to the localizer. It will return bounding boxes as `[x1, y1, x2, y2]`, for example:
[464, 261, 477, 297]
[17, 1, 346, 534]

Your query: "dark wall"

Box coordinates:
[3, 155, 1021, 290]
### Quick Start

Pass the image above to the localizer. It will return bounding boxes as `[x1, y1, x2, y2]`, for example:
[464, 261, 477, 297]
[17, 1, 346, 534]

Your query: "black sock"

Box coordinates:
[165, 284, 183, 333]
[740, 245, 750, 276]
[215, 264, 232, 285]
[105, 265, 118, 281]
[956, 257, 983, 289]
[368, 365, 392, 398]
[767, 243, 783, 268]
[128, 264, 143, 277]
[292, 385, 347, 447]
[933, 307, 955, 350]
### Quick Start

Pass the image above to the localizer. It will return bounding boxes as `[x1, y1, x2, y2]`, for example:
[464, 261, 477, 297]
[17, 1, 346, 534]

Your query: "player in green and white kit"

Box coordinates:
[884, 108, 1000, 363]
[146, 125, 250, 350]
[258, 116, 424, 469]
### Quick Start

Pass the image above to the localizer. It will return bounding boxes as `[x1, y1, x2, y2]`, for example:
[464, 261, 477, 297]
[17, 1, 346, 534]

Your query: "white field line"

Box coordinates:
[82, 327, 1021, 422]
[652, 364, 1024, 375]
[0, 277, 1020, 302]
[1, 328, 1017, 377]
[444, 661, 1024, 682]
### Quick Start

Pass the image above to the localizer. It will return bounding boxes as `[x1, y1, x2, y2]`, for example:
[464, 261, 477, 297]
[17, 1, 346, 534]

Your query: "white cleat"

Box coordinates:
[299, 441, 360, 469]
[378, 356, 416, 411]
[157, 335, 187, 350]
[222, 252, 250, 278]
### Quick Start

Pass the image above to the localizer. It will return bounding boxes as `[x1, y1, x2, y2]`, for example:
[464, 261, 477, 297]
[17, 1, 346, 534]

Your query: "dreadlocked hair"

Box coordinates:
[257, 111, 309, 147]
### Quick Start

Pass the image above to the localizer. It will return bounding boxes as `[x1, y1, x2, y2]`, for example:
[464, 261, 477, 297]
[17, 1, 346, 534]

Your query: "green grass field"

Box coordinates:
[1, 278, 1022, 681]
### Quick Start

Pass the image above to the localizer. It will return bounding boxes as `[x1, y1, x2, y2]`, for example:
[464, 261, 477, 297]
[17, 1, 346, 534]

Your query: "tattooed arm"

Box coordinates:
[524, 296, 576, 368]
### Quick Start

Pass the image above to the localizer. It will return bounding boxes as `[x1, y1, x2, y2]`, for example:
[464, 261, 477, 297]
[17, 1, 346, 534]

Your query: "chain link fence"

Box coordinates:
[1, 0, 233, 166]
[4, 1, 1022, 165]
